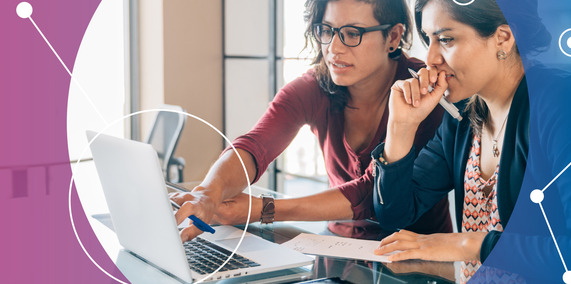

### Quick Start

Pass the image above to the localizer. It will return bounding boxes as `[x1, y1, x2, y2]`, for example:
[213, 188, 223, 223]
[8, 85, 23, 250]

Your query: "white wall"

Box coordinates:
[67, 0, 129, 216]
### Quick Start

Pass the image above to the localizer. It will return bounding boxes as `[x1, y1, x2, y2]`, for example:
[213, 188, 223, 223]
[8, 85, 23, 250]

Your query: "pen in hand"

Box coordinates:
[170, 199, 216, 234]
[407, 68, 462, 121]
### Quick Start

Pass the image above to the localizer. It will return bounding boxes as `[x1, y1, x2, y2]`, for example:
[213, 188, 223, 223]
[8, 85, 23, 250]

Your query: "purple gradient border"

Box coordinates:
[1, 0, 571, 283]
[1, 0, 126, 283]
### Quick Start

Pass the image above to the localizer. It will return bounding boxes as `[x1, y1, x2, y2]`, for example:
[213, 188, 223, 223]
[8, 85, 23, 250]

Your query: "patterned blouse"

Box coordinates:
[460, 135, 503, 284]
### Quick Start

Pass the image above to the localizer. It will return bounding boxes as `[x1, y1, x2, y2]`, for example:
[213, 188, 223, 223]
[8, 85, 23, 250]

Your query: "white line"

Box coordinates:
[542, 160, 571, 192]
[539, 202, 569, 272]
[28, 16, 108, 125]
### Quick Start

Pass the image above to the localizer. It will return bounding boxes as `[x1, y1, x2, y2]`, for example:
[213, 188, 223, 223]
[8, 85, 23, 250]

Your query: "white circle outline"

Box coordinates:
[558, 28, 571, 57]
[452, 0, 476, 6]
[68, 109, 253, 284]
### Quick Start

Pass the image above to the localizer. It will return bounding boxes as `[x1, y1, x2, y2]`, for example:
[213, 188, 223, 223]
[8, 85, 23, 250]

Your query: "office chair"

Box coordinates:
[145, 104, 186, 183]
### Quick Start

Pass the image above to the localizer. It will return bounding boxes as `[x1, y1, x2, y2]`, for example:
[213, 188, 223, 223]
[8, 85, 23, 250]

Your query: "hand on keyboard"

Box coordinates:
[170, 188, 217, 242]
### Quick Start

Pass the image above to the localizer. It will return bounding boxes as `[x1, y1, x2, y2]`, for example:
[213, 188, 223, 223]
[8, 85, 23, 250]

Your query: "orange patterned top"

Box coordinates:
[460, 135, 503, 284]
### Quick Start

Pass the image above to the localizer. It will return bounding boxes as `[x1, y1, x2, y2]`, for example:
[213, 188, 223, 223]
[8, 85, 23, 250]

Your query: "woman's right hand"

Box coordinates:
[170, 187, 220, 242]
[383, 68, 448, 163]
[388, 68, 448, 127]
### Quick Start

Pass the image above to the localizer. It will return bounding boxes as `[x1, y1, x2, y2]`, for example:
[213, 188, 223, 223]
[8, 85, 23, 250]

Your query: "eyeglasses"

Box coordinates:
[312, 23, 392, 47]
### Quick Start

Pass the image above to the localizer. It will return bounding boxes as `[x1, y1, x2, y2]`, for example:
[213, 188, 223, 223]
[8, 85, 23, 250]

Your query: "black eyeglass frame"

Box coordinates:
[312, 23, 392, 47]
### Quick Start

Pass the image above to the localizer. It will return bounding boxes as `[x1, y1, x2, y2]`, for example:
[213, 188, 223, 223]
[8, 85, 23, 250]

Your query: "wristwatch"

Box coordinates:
[260, 194, 275, 224]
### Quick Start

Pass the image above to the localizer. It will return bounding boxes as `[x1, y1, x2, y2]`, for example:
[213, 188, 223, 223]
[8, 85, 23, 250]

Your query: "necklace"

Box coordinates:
[489, 115, 509, 158]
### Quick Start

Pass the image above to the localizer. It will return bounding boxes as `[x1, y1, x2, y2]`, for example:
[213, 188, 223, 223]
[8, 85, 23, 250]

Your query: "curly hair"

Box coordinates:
[303, 0, 413, 112]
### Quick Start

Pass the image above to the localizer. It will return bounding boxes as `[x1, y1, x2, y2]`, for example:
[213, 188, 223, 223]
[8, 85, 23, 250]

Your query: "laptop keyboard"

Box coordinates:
[184, 238, 261, 275]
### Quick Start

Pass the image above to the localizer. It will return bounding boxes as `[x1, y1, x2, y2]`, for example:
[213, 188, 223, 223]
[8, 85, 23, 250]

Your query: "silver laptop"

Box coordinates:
[86, 131, 313, 283]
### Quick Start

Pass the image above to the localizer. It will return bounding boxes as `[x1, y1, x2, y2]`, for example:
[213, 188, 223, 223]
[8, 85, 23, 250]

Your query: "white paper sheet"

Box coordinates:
[282, 233, 396, 263]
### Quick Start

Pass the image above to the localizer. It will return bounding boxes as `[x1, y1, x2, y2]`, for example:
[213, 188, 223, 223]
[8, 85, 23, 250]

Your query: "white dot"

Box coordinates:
[16, 2, 33, 19]
[563, 271, 571, 284]
[567, 37, 571, 49]
[530, 189, 544, 203]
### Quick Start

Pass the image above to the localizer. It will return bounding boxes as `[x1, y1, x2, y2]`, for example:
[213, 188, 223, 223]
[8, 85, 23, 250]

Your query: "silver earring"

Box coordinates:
[497, 50, 507, 60]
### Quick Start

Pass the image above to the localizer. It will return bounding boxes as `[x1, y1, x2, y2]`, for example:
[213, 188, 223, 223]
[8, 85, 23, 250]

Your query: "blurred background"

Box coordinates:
[63, 0, 570, 218]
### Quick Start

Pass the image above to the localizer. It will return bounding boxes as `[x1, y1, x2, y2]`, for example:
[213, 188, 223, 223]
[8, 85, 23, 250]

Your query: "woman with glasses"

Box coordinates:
[371, 0, 571, 282]
[171, 0, 451, 242]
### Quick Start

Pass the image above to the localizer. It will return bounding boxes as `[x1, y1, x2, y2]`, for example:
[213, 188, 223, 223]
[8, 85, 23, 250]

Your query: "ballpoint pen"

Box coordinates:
[170, 199, 216, 234]
[407, 68, 462, 121]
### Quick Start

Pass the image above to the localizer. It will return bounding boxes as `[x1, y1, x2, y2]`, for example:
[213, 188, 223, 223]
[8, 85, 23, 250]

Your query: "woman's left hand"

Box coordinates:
[374, 230, 487, 262]
[384, 260, 456, 282]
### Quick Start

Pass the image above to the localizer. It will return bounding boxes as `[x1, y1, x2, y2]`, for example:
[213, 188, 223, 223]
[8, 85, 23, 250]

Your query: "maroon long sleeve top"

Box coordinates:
[231, 55, 452, 236]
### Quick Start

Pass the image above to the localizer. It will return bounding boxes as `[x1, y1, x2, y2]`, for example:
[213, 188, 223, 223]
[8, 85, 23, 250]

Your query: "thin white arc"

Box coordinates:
[28, 16, 109, 125]
[541, 160, 571, 192]
[538, 202, 569, 272]
[452, 0, 476, 6]
[558, 28, 571, 57]
[68, 174, 129, 284]
[69, 109, 253, 284]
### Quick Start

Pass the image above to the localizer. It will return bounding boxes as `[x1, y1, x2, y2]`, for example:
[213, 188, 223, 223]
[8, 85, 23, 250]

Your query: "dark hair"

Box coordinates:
[304, 0, 413, 112]
[414, 0, 550, 135]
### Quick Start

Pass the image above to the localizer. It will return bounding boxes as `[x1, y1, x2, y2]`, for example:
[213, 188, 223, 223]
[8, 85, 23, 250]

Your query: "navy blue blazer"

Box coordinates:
[372, 68, 571, 282]
[371, 78, 529, 261]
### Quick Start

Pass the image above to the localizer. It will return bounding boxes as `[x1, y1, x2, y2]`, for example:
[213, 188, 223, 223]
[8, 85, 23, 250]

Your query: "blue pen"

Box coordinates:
[170, 200, 216, 234]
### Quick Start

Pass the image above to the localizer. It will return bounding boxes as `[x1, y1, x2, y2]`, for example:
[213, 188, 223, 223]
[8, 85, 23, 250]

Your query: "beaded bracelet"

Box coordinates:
[378, 154, 389, 165]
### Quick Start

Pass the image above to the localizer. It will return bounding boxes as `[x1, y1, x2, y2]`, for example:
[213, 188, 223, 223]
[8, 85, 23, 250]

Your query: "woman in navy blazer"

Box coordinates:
[371, 0, 571, 282]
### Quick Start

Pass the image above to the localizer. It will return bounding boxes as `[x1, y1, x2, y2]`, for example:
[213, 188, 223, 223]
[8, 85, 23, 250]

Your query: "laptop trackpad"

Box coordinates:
[216, 236, 269, 253]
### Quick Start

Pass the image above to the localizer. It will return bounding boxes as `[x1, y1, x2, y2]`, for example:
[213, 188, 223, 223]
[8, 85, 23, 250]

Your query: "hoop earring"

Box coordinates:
[497, 50, 507, 60]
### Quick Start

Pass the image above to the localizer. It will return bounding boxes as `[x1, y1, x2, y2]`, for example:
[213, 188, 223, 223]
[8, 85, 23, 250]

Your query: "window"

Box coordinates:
[281, 0, 328, 195]
[224, 0, 328, 195]
[67, 0, 130, 215]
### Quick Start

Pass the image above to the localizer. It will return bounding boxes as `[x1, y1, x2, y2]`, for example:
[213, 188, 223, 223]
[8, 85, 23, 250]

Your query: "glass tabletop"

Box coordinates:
[236, 222, 457, 284]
